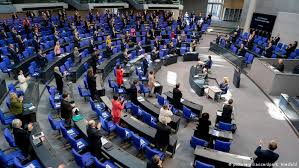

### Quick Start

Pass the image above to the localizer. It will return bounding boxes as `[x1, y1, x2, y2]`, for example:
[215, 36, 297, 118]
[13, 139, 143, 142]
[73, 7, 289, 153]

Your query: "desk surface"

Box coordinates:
[30, 123, 63, 167]
[194, 146, 253, 167]
[164, 91, 203, 112]
[209, 127, 233, 140]
[74, 117, 147, 168]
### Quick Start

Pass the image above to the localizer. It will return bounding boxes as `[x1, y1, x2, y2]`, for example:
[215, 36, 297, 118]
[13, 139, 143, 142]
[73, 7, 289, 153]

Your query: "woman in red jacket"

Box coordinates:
[116, 65, 124, 87]
[111, 95, 124, 124]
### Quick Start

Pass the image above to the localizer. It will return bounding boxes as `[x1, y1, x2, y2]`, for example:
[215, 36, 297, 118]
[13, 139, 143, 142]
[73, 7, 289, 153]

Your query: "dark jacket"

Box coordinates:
[129, 84, 138, 104]
[172, 88, 182, 109]
[253, 146, 279, 168]
[87, 75, 97, 98]
[54, 72, 63, 94]
[60, 99, 73, 120]
[87, 125, 102, 157]
[13, 128, 31, 155]
[221, 104, 233, 123]
[194, 118, 211, 141]
[8, 47, 19, 64]
[275, 63, 284, 72]
[155, 122, 171, 147]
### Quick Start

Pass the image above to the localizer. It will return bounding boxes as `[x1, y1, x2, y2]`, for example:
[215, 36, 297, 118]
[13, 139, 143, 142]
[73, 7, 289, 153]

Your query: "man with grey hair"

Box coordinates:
[86, 120, 103, 159]
[12, 119, 33, 156]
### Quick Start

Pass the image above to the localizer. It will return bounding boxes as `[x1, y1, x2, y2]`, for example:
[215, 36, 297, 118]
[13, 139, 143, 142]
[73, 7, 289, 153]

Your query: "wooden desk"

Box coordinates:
[194, 146, 253, 167]
[207, 86, 222, 101]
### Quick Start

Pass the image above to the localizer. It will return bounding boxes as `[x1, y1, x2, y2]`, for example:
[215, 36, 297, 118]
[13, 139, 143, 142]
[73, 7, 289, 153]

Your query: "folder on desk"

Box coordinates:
[72, 115, 83, 122]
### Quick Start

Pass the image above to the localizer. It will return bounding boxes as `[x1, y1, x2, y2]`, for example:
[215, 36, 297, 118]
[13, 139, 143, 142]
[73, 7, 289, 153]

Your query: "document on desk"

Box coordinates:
[154, 82, 160, 87]
[101, 137, 109, 145]
[180, 98, 184, 103]
[217, 111, 222, 116]
[212, 129, 220, 137]
[137, 96, 145, 101]
[25, 163, 35, 168]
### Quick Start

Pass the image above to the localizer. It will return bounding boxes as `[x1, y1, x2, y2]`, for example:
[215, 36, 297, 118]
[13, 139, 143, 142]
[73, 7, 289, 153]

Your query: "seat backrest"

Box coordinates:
[157, 94, 165, 106]
[195, 160, 215, 168]
[59, 123, 69, 139]
[214, 140, 231, 152]
[183, 106, 191, 117]
[77, 85, 83, 96]
[13, 158, 24, 168]
[219, 121, 233, 131]
[4, 128, 16, 147]
[190, 136, 208, 148]
[72, 148, 84, 167]
[94, 157, 106, 168]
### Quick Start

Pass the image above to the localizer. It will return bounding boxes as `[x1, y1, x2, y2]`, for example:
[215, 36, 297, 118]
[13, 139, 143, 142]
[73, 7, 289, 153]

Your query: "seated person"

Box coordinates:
[219, 77, 229, 94]
[12, 119, 34, 156]
[151, 47, 159, 61]
[238, 43, 246, 57]
[193, 113, 211, 141]
[54, 41, 61, 56]
[273, 59, 284, 72]
[105, 43, 113, 58]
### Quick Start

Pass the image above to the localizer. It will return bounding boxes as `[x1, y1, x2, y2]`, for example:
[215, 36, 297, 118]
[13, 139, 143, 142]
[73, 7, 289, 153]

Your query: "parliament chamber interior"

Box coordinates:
[0, 0, 299, 168]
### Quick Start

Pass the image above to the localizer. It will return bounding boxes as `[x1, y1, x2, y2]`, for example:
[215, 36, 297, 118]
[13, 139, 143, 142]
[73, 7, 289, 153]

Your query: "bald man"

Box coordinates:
[86, 120, 103, 159]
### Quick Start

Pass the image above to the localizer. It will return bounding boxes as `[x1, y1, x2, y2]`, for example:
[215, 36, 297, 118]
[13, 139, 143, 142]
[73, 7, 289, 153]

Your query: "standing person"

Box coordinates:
[128, 80, 138, 104]
[116, 65, 124, 87]
[172, 83, 182, 109]
[54, 66, 64, 94]
[148, 71, 155, 97]
[159, 104, 173, 124]
[9, 92, 23, 119]
[142, 56, 149, 76]
[155, 118, 172, 152]
[8, 44, 20, 64]
[73, 47, 81, 65]
[87, 68, 97, 100]
[54, 41, 61, 56]
[91, 51, 99, 75]
[36, 50, 48, 67]
[220, 99, 234, 123]
[252, 140, 279, 168]
[193, 112, 211, 141]
[60, 93, 74, 128]
[17, 70, 30, 93]
[111, 95, 124, 124]
[86, 120, 103, 159]
[12, 119, 33, 156]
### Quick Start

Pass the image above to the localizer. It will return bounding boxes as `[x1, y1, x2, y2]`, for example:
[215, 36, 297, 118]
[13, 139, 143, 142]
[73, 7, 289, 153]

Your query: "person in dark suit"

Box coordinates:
[12, 119, 33, 156]
[252, 140, 279, 168]
[272, 34, 280, 45]
[264, 43, 273, 58]
[87, 68, 97, 100]
[220, 99, 233, 123]
[238, 43, 246, 57]
[90, 51, 99, 75]
[8, 44, 20, 64]
[61, 93, 74, 128]
[274, 59, 284, 72]
[86, 120, 103, 159]
[105, 43, 113, 58]
[88, 39, 95, 54]
[142, 56, 149, 76]
[36, 50, 48, 67]
[129, 80, 138, 104]
[155, 118, 172, 152]
[54, 66, 64, 94]
[173, 83, 182, 109]
[193, 112, 211, 141]
[33, 36, 40, 53]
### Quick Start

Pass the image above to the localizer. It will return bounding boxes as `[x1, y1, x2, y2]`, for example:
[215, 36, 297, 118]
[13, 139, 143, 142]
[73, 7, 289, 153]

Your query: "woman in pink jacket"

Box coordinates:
[111, 95, 124, 124]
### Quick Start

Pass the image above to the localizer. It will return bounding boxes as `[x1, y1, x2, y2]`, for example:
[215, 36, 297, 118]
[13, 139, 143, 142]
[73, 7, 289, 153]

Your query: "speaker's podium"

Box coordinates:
[233, 68, 241, 88]
[183, 52, 199, 61]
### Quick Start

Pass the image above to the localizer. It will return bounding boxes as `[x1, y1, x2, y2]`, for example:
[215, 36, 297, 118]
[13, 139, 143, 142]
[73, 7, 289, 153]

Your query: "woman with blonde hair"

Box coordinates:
[54, 41, 61, 56]
[17, 70, 30, 92]
[219, 77, 229, 94]
[54, 66, 64, 94]
[9, 92, 23, 118]
[148, 70, 155, 97]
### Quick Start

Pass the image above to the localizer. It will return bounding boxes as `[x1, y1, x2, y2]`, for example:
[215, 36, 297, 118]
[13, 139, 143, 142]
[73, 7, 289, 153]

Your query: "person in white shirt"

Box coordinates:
[17, 70, 30, 92]
[159, 104, 173, 124]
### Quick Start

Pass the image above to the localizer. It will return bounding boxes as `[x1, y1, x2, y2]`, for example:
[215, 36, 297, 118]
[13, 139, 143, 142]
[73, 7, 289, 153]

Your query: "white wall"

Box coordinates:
[272, 12, 299, 44]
